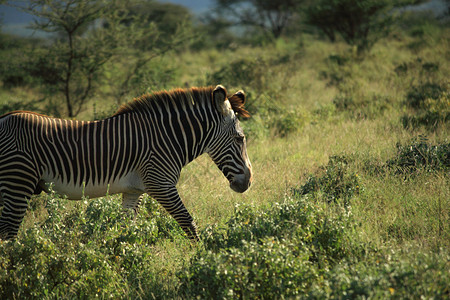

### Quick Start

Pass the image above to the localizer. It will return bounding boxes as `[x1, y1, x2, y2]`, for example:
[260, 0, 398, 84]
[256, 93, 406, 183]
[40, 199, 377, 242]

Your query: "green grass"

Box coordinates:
[1, 23, 449, 298]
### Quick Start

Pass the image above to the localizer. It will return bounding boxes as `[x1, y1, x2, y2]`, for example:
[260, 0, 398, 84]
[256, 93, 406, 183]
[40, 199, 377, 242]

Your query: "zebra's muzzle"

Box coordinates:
[230, 172, 252, 193]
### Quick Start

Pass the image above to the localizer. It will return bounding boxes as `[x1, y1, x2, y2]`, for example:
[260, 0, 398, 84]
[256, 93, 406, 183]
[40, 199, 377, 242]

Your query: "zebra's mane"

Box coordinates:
[113, 86, 249, 118]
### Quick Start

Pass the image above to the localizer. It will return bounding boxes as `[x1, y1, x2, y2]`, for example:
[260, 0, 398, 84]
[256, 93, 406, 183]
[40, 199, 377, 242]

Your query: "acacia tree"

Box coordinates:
[12, 0, 134, 117]
[305, 0, 427, 54]
[214, 0, 305, 39]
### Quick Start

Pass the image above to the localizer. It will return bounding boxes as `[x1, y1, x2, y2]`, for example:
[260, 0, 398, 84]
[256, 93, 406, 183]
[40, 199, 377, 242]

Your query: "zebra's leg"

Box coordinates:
[0, 189, 32, 240]
[0, 154, 40, 240]
[122, 193, 145, 217]
[147, 186, 199, 241]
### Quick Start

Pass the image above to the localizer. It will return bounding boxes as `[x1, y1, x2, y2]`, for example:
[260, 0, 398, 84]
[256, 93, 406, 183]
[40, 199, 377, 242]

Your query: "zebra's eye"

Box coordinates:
[235, 135, 244, 143]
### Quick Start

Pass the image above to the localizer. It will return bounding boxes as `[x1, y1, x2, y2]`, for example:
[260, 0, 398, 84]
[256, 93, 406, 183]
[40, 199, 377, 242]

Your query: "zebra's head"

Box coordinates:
[207, 85, 253, 193]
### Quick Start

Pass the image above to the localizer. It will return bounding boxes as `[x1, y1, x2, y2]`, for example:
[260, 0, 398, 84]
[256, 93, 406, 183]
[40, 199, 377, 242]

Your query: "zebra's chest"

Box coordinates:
[40, 170, 145, 200]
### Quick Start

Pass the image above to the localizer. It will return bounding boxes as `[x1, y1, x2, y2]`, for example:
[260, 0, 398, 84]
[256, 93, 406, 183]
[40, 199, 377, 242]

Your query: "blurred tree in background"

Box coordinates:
[304, 0, 428, 53]
[11, 0, 135, 117]
[213, 0, 307, 40]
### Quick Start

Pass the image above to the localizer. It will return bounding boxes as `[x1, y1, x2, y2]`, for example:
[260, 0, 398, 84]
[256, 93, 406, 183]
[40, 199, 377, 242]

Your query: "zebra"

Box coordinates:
[0, 85, 253, 241]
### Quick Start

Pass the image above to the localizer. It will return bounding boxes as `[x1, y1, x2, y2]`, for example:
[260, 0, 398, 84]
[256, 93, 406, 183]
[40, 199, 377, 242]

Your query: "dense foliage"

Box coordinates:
[0, 193, 184, 298]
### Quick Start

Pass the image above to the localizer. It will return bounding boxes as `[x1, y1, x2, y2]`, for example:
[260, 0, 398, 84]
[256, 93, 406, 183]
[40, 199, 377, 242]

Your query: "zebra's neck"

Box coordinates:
[122, 93, 218, 169]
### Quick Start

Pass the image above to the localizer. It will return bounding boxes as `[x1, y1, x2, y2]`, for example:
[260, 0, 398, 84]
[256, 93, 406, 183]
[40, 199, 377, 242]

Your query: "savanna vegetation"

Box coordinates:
[0, 0, 449, 298]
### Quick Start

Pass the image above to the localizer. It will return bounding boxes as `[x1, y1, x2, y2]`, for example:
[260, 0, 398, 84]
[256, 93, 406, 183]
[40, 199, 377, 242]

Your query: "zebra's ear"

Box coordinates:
[232, 90, 245, 105]
[212, 85, 228, 114]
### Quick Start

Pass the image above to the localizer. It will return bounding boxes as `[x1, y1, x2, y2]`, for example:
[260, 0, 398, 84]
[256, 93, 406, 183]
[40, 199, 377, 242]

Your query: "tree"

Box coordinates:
[305, 0, 426, 53]
[214, 0, 305, 39]
[12, 0, 133, 117]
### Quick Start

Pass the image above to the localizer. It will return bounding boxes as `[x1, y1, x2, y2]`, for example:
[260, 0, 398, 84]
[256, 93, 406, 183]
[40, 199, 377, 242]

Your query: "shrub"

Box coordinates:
[327, 54, 350, 66]
[293, 155, 361, 204]
[394, 58, 440, 78]
[361, 157, 387, 176]
[309, 249, 450, 299]
[202, 198, 361, 256]
[319, 56, 353, 88]
[401, 90, 450, 129]
[362, 137, 449, 176]
[240, 114, 270, 140]
[0, 35, 43, 88]
[179, 196, 365, 299]
[333, 94, 393, 120]
[179, 159, 448, 299]
[386, 136, 450, 174]
[0, 193, 182, 299]
[181, 238, 318, 299]
[401, 13, 444, 52]
[404, 82, 447, 110]
[269, 109, 310, 137]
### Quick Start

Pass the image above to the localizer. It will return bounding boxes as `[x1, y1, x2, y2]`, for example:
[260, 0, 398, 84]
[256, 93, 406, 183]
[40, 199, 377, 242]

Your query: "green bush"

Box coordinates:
[293, 155, 361, 204]
[319, 57, 353, 88]
[179, 196, 365, 299]
[394, 58, 440, 79]
[402, 14, 444, 52]
[401, 91, 450, 129]
[0, 193, 182, 299]
[240, 114, 270, 140]
[269, 109, 310, 137]
[181, 210, 449, 299]
[181, 238, 318, 299]
[362, 136, 450, 176]
[308, 249, 450, 299]
[0, 34, 43, 88]
[386, 136, 449, 174]
[179, 153, 447, 299]
[242, 104, 309, 139]
[122, 58, 180, 99]
[333, 94, 393, 119]
[361, 157, 387, 176]
[404, 82, 447, 110]
[202, 198, 361, 256]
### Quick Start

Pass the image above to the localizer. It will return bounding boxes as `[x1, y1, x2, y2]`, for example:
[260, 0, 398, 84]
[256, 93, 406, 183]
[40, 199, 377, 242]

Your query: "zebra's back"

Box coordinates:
[0, 111, 147, 199]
